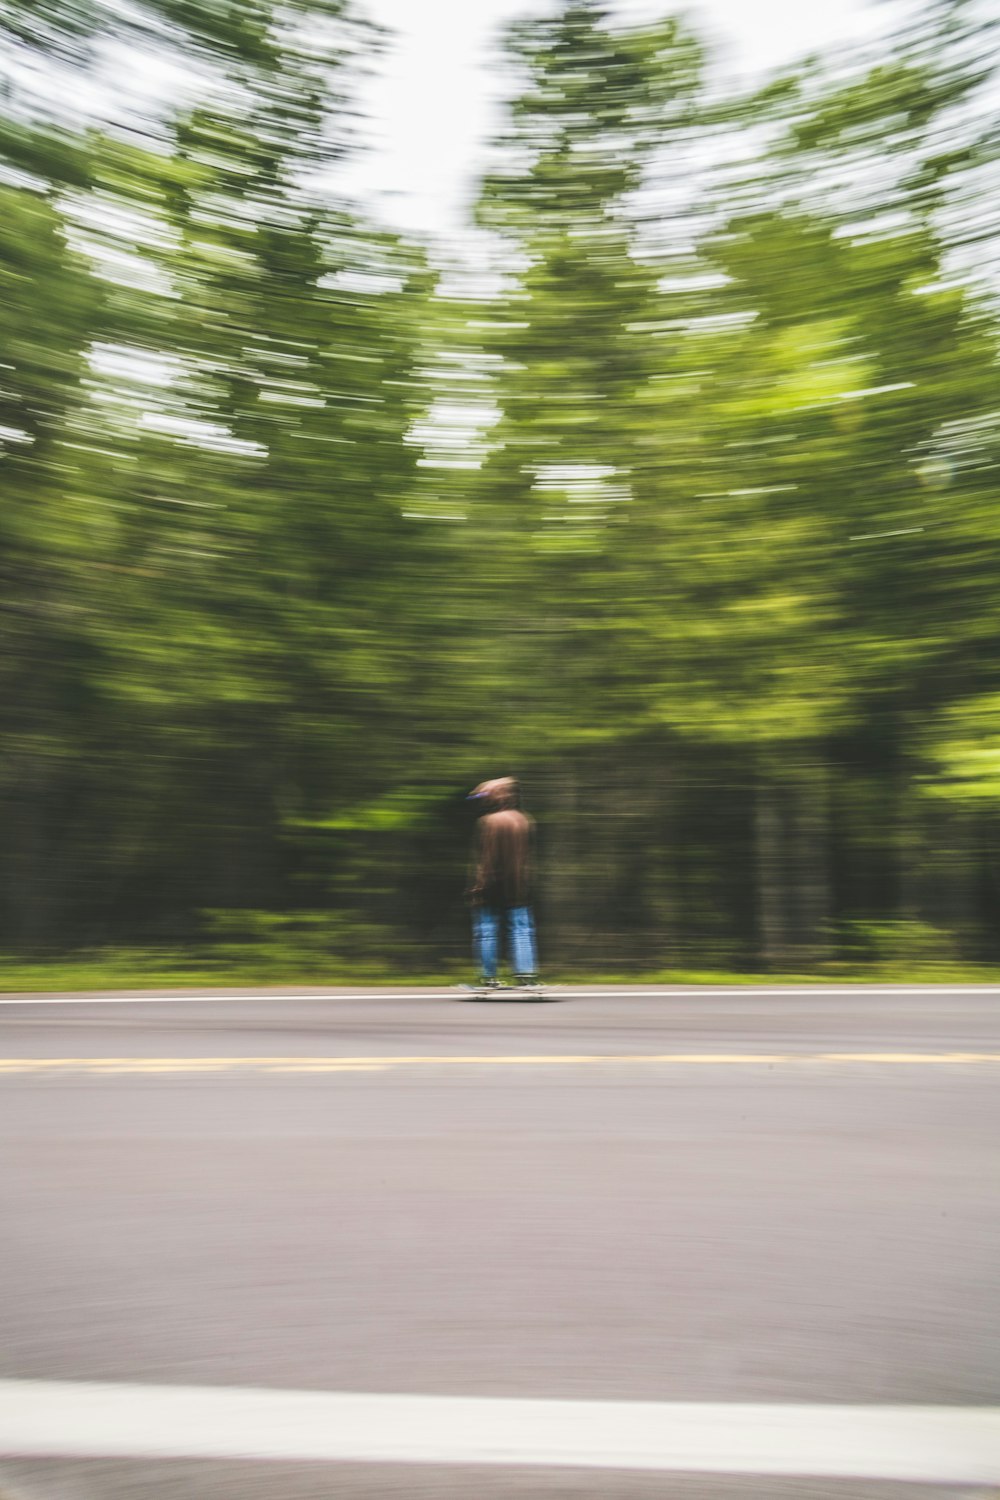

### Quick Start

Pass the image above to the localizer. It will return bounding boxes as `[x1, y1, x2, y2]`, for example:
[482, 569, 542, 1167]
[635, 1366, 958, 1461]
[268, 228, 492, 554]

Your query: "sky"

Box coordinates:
[345, 0, 908, 238]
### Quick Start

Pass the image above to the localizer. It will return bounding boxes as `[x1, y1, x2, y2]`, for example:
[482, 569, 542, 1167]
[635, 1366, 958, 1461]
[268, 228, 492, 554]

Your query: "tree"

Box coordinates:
[0, 0, 437, 946]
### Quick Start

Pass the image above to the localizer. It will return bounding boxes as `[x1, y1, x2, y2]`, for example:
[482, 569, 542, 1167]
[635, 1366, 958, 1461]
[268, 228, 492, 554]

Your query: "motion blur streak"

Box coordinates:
[1, 1381, 998, 1482]
[1, 0, 999, 980]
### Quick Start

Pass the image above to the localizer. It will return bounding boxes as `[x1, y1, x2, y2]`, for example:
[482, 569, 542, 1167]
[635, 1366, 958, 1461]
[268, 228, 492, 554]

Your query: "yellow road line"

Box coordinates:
[2, 1052, 1000, 1074]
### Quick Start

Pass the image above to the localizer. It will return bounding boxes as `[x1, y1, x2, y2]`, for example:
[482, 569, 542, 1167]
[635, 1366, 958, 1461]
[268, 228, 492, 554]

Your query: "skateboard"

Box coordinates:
[457, 982, 555, 1002]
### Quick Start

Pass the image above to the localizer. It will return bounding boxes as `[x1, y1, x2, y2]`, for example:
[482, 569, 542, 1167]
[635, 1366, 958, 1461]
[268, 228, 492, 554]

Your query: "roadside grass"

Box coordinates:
[1, 948, 1000, 994]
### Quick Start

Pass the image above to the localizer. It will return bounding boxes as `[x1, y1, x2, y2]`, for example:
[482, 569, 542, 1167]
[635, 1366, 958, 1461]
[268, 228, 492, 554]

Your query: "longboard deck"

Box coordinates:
[457, 984, 558, 1003]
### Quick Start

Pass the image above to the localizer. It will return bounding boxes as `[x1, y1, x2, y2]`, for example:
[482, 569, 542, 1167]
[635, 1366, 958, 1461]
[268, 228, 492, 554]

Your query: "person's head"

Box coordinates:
[469, 776, 519, 811]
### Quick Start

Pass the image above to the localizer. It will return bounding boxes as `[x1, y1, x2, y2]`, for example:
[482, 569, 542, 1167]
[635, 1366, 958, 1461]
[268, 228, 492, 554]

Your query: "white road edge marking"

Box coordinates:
[1, 985, 1000, 1005]
[0, 1381, 997, 1483]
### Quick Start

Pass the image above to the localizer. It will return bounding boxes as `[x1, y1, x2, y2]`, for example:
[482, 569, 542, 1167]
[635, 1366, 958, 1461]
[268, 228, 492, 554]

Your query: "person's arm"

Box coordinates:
[468, 817, 490, 902]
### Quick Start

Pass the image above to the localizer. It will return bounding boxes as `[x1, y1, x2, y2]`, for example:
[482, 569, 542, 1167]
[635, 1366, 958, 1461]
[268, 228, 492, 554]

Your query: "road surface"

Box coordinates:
[1, 984, 998, 1497]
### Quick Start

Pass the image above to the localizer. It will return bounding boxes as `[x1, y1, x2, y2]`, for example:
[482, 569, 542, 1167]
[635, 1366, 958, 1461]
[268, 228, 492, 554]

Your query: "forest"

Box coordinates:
[1, 0, 999, 979]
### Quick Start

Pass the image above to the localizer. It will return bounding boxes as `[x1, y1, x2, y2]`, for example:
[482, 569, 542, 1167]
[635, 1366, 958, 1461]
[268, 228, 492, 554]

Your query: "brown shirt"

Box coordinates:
[471, 808, 534, 909]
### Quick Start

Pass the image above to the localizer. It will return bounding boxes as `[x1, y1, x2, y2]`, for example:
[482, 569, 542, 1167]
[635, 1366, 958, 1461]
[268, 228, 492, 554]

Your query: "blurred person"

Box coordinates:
[465, 776, 540, 989]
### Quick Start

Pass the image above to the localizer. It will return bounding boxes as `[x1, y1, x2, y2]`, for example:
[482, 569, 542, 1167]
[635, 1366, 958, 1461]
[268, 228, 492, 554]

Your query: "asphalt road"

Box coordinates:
[1, 985, 999, 1499]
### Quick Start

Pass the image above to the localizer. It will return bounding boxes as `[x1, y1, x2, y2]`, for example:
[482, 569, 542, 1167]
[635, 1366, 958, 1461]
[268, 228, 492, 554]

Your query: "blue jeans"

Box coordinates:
[473, 906, 537, 979]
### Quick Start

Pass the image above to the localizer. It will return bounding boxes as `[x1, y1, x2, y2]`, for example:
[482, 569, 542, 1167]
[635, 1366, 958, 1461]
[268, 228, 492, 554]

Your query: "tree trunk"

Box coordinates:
[790, 757, 832, 966]
[755, 769, 789, 969]
[756, 752, 831, 970]
[538, 768, 581, 969]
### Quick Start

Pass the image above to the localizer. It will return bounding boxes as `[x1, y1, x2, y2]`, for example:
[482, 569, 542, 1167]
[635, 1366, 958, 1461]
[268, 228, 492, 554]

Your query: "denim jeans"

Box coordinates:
[473, 905, 537, 979]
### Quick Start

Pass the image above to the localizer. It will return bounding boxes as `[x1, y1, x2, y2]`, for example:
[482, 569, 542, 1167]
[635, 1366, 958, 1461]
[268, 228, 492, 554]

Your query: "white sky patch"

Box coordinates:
[258, 385, 326, 408]
[319, 267, 408, 294]
[409, 395, 500, 469]
[537, 464, 620, 485]
[345, 0, 917, 238]
[90, 344, 180, 388]
[140, 412, 266, 457]
[66, 193, 166, 243]
[660, 271, 732, 293]
[406, 344, 505, 469]
[69, 237, 176, 296]
[534, 463, 631, 508]
[840, 382, 916, 400]
[63, 188, 178, 297]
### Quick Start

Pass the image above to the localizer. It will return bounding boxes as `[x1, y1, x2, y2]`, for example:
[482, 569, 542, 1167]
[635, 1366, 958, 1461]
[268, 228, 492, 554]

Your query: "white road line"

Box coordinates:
[0, 1382, 997, 1482]
[3, 1052, 1000, 1074]
[1, 985, 999, 1005]
[0, 991, 450, 1005]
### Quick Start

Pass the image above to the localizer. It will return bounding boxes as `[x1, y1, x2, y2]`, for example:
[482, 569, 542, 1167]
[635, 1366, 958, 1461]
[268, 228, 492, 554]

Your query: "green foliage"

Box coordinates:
[201, 908, 410, 973]
[924, 694, 1000, 800]
[0, 0, 999, 973]
[840, 920, 957, 970]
